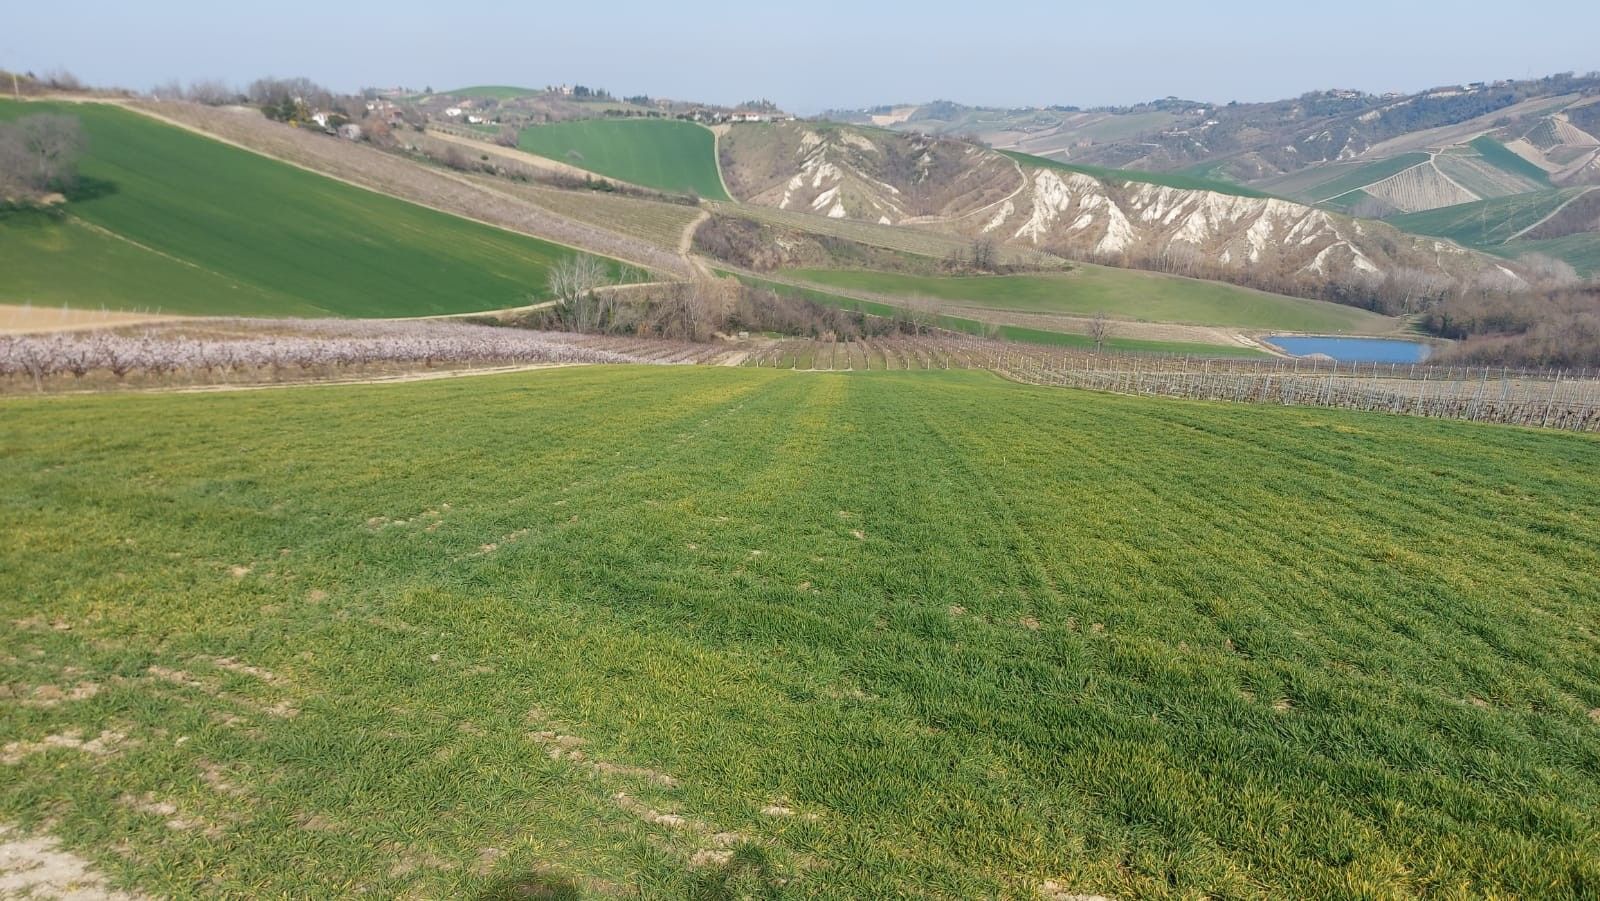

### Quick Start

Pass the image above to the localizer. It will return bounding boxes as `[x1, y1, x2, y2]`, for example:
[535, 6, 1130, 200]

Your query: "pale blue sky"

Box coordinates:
[6, 1, 1597, 111]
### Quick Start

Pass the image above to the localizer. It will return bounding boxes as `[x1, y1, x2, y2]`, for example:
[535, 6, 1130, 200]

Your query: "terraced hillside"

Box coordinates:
[519, 119, 729, 200]
[4, 366, 1599, 897]
[0, 101, 622, 317]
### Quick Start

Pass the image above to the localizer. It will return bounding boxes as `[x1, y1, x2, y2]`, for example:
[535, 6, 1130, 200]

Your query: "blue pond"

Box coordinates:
[1268, 336, 1431, 363]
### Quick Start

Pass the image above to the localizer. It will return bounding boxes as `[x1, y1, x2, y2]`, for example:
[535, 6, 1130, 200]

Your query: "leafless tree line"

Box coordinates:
[149, 79, 239, 106]
[0, 320, 645, 391]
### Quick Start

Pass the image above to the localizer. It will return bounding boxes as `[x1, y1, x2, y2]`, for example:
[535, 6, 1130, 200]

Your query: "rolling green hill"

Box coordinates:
[727, 271, 1271, 357]
[1468, 135, 1553, 187]
[1001, 150, 1271, 199]
[783, 265, 1392, 333]
[1303, 154, 1432, 204]
[1493, 234, 1600, 277]
[0, 101, 613, 317]
[519, 119, 729, 200]
[4, 366, 1598, 897]
[1386, 189, 1586, 247]
[443, 85, 544, 100]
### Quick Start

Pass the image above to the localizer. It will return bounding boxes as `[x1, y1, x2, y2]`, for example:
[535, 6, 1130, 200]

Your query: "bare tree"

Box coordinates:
[547, 255, 610, 332]
[0, 114, 86, 197]
[186, 79, 235, 106]
[970, 237, 997, 272]
[1088, 311, 1112, 352]
[0, 130, 29, 200]
[17, 114, 86, 191]
[150, 79, 185, 102]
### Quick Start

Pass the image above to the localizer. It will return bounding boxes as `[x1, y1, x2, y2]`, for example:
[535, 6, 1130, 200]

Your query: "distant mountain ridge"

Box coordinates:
[826, 72, 1600, 275]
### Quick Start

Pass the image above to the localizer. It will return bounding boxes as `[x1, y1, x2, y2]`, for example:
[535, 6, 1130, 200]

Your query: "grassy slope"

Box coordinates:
[1001, 150, 1271, 199]
[1493, 234, 1600, 277]
[0, 101, 602, 317]
[3, 367, 1598, 897]
[726, 271, 1267, 357]
[1469, 135, 1553, 186]
[445, 85, 543, 100]
[1301, 154, 1432, 203]
[783, 266, 1389, 334]
[1387, 188, 1585, 246]
[519, 119, 729, 200]
[0, 209, 311, 315]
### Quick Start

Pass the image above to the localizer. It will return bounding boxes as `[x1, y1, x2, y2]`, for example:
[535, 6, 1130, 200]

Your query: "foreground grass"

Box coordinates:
[0, 100, 606, 317]
[519, 119, 730, 200]
[785, 265, 1390, 334]
[3, 367, 1599, 898]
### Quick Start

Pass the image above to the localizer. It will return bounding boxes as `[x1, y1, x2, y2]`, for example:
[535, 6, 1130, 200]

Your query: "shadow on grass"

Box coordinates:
[62, 176, 120, 203]
[687, 845, 789, 900]
[475, 871, 581, 901]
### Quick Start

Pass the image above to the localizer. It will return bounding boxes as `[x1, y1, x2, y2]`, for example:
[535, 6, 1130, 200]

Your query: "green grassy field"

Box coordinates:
[783, 266, 1392, 333]
[1469, 136, 1553, 186]
[4, 366, 1599, 897]
[444, 85, 544, 100]
[0, 209, 313, 315]
[1295, 154, 1432, 204]
[727, 272, 1272, 357]
[0, 101, 616, 317]
[1494, 234, 1600, 277]
[519, 119, 729, 200]
[1387, 188, 1586, 246]
[1001, 151, 1272, 199]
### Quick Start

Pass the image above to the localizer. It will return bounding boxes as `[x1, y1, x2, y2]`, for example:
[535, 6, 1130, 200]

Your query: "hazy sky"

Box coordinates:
[6, 1, 1597, 112]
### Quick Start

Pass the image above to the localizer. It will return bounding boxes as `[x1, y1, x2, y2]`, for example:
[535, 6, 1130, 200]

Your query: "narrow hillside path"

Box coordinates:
[1318, 159, 1434, 206]
[1508, 186, 1598, 241]
[425, 129, 660, 195]
[680, 209, 710, 257]
[708, 124, 738, 202]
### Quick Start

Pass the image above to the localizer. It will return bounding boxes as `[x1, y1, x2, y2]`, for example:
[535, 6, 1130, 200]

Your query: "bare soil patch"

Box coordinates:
[0, 305, 181, 337]
[0, 825, 143, 900]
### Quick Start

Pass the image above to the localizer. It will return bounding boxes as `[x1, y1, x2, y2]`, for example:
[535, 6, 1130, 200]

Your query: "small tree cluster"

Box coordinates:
[248, 76, 332, 123]
[1424, 285, 1600, 367]
[150, 79, 238, 105]
[0, 114, 87, 203]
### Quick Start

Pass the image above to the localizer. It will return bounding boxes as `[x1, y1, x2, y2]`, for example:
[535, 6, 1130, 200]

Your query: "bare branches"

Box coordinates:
[0, 114, 86, 199]
[1088, 312, 1112, 352]
[547, 254, 612, 333]
[0, 320, 646, 390]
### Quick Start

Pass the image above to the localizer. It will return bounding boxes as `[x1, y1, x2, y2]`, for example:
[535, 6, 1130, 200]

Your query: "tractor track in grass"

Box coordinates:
[1508, 186, 1600, 241]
